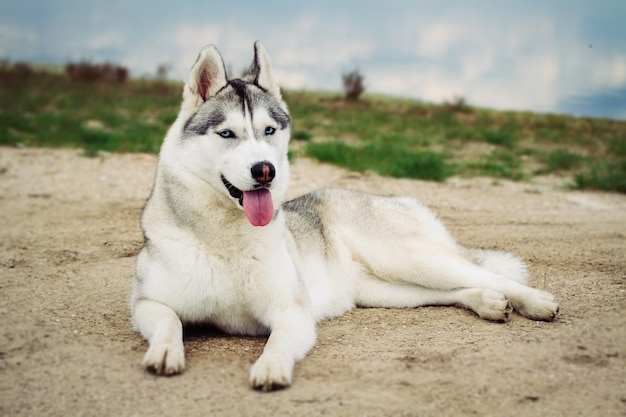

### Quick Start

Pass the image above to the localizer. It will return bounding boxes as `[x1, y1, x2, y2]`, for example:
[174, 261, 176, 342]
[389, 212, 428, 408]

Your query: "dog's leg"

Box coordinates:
[133, 299, 185, 375]
[421, 249, 558, 321]
[356, 278, 513, 322]
[249, 305, 316, 391]
[360, 242, 559, 321]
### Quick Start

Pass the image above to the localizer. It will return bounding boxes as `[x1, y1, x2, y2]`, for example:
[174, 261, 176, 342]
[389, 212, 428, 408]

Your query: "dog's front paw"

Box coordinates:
[249, 354, 294, 391]
[513, 289, 560, 322]
[142, 341, 185, 375]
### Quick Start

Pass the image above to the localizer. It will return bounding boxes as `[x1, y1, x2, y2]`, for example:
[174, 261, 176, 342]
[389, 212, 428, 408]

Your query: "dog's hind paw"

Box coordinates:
[249, 354, 294, 391]
[514, 289, 560, 322]
[142, 342, 185, 375]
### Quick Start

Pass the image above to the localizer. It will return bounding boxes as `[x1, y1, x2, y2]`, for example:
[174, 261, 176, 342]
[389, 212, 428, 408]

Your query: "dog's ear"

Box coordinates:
[183, 45, 228, 111]
[250, 42, 282, 100]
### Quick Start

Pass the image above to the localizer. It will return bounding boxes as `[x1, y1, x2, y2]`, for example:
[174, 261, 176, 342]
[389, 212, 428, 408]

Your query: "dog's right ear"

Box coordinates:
[183, 45, 228, 111]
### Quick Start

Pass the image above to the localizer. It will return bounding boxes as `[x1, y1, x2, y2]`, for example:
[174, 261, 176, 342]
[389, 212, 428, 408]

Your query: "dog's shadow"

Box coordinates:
[183, 322, 228, 339]
[183, 323, 266, 358]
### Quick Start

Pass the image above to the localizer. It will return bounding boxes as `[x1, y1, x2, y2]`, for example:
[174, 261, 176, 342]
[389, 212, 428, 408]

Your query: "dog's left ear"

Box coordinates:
[250, 42, 282, 100]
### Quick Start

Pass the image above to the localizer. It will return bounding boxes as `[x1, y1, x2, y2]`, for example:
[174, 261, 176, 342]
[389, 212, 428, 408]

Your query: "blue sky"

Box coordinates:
[1, 0, 625, 119]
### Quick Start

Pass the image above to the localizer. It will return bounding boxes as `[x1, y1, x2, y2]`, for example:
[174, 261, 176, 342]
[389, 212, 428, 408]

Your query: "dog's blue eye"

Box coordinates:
[218, 130, 234, 139]
[265, 126, 276, 135]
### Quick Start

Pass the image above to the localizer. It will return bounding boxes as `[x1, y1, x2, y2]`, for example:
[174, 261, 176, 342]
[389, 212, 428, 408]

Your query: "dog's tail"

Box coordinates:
[461, 247, 528, 285]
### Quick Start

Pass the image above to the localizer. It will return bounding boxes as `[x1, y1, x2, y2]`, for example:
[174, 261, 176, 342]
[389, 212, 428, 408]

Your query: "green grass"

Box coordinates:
[306, 140, 450, 181]
[1, 69, 625, 193]
[480, 128, 518, 148]
[460, 149, 526, 181]
[0, 70, 180, 153]
[536, 149, 585, 173]
[283, 91, 625, 191]
[575, 160, 626, 193]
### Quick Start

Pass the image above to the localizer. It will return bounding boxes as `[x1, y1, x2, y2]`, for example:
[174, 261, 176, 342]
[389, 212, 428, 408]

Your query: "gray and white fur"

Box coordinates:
[131, 42, 559, 391]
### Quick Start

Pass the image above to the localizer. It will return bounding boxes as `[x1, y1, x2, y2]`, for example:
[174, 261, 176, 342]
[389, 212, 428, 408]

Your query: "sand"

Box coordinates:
[1, 146, 624, 416]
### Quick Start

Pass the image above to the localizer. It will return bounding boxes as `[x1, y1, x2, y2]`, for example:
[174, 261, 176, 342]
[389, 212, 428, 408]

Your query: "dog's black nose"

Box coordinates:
[251, 161, 275, 184]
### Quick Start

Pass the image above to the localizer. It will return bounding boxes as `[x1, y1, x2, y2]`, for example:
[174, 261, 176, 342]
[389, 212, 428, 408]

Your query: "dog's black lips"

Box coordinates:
[221, 175, 244, 206]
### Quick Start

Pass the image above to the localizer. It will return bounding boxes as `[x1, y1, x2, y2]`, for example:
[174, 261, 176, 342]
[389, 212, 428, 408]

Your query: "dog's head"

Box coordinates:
[168, 42, 291, 227]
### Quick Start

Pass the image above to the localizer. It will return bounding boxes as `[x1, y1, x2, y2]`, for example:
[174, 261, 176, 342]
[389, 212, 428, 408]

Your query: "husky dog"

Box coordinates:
[131, 42, 559, 391]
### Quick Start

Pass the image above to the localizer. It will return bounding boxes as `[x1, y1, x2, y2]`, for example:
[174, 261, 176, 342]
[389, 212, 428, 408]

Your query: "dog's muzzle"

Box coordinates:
[221, 175, 244, 205]
[221, 161, 276, 227]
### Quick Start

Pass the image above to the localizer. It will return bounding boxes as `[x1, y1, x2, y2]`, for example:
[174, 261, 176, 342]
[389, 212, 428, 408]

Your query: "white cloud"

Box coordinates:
[358, 9, 626, 116]
[611, 56, 626, 86]
[417, 21, 459, 59]
[0, 24, 37, 58]
[176, 26, 223, 70]
[86, 32, 124, 50]
[166, 9, 625, 117]
[273, 68, 313, 90]
[367, 66, 466, 104]
[172, 15, 375, 89]
[274, 40, 373, 69]
[590, 54, 626, 88]
[261, 13, 375, 71]
[2, 1, 614, 117]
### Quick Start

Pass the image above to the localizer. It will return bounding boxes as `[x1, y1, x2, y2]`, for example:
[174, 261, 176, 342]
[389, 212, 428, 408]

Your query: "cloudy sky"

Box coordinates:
[1, 0, 625, 119]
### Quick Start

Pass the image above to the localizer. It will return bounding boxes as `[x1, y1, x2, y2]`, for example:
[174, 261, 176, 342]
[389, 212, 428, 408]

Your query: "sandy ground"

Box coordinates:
[0, 146, 624, 417]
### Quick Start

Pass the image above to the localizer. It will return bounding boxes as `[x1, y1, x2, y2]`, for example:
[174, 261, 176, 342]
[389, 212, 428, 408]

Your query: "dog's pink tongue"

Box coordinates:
[243, 189, 274, 226]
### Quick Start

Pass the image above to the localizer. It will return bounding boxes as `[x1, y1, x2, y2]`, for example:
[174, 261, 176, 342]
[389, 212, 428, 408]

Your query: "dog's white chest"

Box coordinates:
[138, 238, 273, 335]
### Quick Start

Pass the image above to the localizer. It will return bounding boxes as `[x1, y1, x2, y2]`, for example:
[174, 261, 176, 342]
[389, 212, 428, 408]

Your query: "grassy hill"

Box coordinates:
[1, 68, 625, 192]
